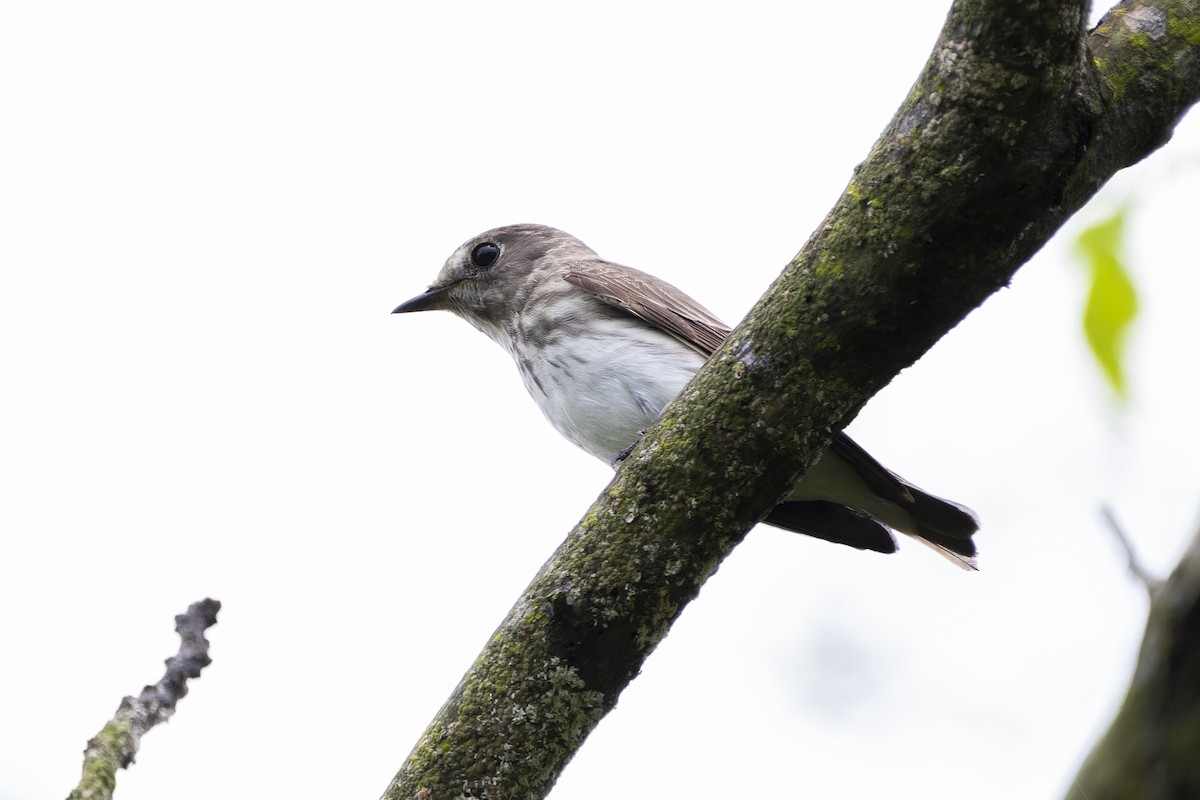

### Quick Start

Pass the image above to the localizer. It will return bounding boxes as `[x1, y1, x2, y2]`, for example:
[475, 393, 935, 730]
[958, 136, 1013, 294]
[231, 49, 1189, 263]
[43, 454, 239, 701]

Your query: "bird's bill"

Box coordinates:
[391, 280, 464, 314]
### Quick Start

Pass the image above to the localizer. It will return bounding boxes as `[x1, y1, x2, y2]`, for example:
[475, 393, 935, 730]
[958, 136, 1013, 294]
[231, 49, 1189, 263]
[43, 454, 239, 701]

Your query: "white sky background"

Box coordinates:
[2, 3, 1198, 799]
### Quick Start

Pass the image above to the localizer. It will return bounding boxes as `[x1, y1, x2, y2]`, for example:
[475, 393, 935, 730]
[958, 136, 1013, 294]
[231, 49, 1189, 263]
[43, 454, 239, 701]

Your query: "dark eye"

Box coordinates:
[471, 242, 501, 269]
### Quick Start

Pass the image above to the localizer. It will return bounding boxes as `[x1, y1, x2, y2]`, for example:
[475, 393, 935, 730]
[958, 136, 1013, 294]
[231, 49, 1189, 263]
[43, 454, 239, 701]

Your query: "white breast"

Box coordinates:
[512, 314, 707, 462]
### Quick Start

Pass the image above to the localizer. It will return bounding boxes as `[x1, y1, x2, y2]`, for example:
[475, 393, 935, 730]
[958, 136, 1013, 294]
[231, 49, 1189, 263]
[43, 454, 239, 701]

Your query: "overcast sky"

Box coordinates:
[3, 4, 1198, 799]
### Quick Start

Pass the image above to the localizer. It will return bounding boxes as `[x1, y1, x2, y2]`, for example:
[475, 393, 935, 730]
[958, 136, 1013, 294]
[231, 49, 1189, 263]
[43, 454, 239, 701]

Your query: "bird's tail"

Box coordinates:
[901, 485, 980, 569]
[765, 491, 979, 570]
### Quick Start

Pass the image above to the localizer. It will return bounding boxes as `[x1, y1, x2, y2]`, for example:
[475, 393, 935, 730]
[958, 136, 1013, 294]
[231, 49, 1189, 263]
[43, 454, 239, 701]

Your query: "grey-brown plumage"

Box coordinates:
[394, 224, 979, 568]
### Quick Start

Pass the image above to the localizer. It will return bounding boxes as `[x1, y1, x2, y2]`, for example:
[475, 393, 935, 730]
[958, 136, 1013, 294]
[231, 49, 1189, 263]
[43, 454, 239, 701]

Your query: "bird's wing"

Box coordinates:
[563, 260, 979, 564]
[562, 260, 731, 356]
[563, 261, 910, 498]
[828, 435, 916, 504]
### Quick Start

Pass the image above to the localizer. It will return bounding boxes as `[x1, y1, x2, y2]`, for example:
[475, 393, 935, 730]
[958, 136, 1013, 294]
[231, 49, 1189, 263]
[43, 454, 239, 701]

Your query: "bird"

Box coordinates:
[393, 224, 979, 568]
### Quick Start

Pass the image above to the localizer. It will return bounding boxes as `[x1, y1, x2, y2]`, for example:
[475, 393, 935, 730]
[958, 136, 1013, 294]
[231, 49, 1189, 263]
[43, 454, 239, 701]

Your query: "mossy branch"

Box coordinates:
[67, 599, 220, 800]
[387, 1, 1200, 798]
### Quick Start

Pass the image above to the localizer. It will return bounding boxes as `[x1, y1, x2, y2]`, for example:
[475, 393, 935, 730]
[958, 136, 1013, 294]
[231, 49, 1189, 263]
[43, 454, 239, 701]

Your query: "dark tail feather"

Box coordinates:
[826, 434, 979, 569]
[765, 490, 980, 570]
[765, 501, 898, 554]
[904, 485, 980, 569]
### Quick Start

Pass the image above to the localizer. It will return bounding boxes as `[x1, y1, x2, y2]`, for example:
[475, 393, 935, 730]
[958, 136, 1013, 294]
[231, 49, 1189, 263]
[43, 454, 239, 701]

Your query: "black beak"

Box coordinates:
[391, 280, 463, 314]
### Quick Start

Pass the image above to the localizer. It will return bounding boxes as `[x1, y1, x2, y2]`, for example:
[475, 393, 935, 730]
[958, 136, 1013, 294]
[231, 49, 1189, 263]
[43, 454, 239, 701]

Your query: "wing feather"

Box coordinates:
[563, 260, 897, 498]
[562, 261, 730, 356]
[562, 260, 978, 564]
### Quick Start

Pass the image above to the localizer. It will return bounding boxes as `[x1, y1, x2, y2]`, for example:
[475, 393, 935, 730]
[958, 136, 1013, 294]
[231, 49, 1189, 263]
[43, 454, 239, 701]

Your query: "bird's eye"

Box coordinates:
[471, 242, 501, 269]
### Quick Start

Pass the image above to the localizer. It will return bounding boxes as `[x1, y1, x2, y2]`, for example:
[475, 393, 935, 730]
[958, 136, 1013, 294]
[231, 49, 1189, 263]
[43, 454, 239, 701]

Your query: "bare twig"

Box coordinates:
[67, 598, 221, 800]
[1101, 506, 1160, 597]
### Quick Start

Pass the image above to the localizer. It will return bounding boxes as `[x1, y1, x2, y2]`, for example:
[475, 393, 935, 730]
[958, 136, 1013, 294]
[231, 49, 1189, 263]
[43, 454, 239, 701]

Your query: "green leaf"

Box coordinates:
[1074, 208, 1138, 400]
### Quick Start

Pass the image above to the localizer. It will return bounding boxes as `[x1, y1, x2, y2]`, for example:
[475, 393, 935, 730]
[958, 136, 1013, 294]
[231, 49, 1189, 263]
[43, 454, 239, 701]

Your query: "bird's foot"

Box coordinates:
[611, 429, 648, 467]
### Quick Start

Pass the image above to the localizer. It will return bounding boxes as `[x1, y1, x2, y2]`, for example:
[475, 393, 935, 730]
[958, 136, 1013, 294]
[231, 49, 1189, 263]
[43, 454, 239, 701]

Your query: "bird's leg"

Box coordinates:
[611, 429, 648, 468]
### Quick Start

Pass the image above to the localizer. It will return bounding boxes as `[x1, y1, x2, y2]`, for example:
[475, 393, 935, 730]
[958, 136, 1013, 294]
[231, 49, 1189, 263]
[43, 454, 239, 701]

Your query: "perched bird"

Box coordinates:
[393, 224, 979, 568]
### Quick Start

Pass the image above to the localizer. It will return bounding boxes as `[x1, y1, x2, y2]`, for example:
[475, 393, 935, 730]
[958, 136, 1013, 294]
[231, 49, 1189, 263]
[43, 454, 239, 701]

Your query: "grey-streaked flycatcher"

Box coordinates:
[393, 224, 978, 568]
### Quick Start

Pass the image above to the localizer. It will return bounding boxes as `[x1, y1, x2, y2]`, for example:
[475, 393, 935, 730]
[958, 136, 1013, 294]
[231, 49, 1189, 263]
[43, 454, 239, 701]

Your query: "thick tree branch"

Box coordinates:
[387, 1, 1200, 798]
[67, 599, 220, 800]
[1068, 524, 1200, 799]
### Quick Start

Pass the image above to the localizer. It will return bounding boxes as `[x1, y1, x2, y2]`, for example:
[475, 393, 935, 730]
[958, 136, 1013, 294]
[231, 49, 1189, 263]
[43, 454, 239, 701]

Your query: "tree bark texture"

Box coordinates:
[386, 1, 1200, 798]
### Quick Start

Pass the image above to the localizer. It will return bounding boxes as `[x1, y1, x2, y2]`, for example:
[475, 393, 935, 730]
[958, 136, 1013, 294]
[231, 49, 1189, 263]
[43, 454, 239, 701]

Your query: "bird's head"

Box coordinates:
[392, 224, 597, 329]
